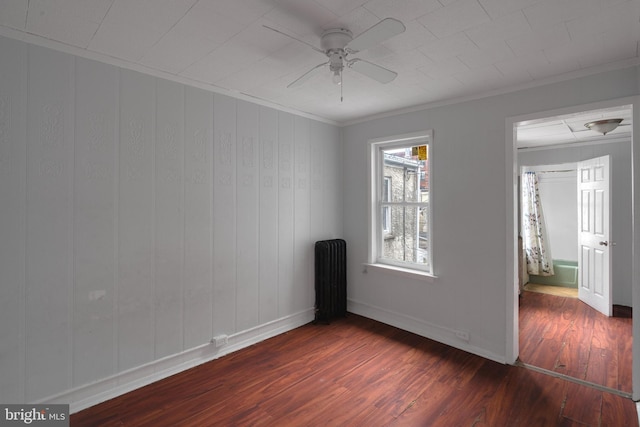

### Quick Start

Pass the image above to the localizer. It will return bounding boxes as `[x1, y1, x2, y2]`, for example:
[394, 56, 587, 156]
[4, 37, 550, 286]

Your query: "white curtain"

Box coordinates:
[521, 172, 554, 276]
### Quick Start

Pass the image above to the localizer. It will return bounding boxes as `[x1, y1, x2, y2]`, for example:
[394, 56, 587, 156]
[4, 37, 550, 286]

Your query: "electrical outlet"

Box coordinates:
[455, 330, 469, 342]
[212, 335, 228, 348]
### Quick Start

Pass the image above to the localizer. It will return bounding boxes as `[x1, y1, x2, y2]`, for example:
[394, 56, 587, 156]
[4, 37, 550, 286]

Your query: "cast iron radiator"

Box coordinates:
[314, 239, 347, 323]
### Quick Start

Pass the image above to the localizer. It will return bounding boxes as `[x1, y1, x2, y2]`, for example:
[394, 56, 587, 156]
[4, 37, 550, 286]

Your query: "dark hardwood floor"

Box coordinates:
[519, 289, 633, 394]
[72, 312, 637, 426]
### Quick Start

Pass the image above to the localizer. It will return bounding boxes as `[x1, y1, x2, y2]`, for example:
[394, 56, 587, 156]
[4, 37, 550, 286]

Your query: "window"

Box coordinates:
[369, 131, 432, 274]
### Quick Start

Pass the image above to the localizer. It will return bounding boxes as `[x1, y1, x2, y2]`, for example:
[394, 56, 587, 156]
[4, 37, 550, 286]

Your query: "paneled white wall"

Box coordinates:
[26, 44, 75, 402]
[0, 34, 27, 405]
[74, 53, 119, 392]
[0, 35, 342, 407]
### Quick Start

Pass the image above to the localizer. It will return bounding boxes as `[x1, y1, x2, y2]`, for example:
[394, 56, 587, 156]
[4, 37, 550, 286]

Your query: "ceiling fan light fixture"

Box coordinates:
[584, 118, 623, 135]
[332, 69, 342, 85]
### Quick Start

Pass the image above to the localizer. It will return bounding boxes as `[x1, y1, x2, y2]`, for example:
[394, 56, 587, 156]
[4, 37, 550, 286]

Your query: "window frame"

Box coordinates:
[367, 130, 434, 276]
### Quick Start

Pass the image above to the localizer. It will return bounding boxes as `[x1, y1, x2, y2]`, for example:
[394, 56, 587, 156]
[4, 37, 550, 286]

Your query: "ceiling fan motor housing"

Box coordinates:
[321, 28, 352, 73]
[321, 28, 353, 52]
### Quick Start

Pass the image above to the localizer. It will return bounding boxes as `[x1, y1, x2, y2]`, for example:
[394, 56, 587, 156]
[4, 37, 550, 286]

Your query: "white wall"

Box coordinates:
[536, 169, 578, 262]
[519, 141, 633, 305]
[342, 66, 639, 363]
[0, 36, 342, 410]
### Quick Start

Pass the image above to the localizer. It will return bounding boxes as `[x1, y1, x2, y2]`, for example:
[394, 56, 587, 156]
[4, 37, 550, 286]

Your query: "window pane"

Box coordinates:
[405, 171, 419, 202]
[383, 176, 391, 202]
[417, 206, 430, 268]
[382, 146, 426, 202]
[381, 205, 391, 233]
[381, 205, 428, 267]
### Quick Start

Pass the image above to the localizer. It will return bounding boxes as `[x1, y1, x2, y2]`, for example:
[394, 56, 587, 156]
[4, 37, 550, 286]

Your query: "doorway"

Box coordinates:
[509, 101, 634, 395]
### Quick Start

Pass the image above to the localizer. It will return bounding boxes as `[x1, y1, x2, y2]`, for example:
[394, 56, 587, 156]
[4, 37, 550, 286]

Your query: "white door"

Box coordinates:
[577, 155, 611, 316]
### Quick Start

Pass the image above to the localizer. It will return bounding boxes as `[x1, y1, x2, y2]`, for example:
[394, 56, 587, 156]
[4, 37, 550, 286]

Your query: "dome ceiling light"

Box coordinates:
[584, 118, 623, 135]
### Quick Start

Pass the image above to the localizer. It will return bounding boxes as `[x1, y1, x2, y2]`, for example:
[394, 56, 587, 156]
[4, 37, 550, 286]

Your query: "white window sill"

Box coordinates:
[363, 263, 437, 283]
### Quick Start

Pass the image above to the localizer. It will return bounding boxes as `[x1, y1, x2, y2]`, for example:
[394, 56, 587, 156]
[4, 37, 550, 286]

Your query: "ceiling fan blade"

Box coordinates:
[348, 59, 397, 84]
[263, 25, 325, 55]
[287, 62, 329, 88]
[346, 18, 406, 53]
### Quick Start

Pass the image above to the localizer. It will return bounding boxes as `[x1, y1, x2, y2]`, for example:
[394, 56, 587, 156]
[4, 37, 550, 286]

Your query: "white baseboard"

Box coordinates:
[348, 299, 506, 364]
[38, 309, 314, 414]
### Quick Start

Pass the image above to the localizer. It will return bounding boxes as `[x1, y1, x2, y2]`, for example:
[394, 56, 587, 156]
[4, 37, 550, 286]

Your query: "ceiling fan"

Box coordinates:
[264, 18, 406, 100]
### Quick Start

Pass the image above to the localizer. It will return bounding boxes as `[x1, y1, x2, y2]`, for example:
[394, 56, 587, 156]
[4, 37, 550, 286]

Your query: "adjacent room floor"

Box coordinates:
[519, 288, 632, 394]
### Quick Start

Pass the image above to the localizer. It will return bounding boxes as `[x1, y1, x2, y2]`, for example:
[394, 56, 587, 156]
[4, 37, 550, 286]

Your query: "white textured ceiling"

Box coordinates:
[0, 0, 638, 124]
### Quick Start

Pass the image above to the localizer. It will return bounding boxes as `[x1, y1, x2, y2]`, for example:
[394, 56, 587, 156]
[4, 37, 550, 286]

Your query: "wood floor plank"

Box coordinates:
[486, 368, 567, 426]
[618, 326, 634, 391]
[584, 346, 613, 389]
[561, 303, 593, 379]
[402, 360, 506, 426]
[561, 381, 603, 425]
[601, 390, 638, 427]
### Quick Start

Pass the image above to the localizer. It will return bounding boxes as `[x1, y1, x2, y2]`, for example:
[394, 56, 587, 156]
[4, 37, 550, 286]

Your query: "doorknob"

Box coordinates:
[599, 241, 608, 246]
